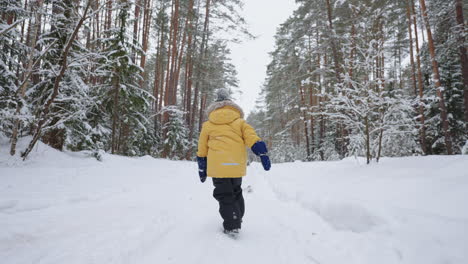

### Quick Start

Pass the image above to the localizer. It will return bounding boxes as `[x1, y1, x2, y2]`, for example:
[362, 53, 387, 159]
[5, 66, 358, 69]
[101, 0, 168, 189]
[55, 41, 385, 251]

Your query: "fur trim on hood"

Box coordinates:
[205, 100, 244, 119]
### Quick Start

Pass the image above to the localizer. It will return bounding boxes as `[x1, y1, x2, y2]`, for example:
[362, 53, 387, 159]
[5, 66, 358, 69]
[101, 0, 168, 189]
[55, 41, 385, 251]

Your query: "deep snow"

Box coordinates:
[1, 139, 468, 264]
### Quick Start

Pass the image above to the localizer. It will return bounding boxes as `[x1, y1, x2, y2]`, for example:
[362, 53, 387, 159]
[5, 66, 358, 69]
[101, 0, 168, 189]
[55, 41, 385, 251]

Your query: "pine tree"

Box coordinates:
[161, 106, 189, 160]
[97, 0, 153, 156]
[0, 0, 27, 154]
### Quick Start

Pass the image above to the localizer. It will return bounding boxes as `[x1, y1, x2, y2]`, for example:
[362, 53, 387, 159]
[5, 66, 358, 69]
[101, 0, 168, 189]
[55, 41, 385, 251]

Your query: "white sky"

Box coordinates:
[229, 0, 297, 116]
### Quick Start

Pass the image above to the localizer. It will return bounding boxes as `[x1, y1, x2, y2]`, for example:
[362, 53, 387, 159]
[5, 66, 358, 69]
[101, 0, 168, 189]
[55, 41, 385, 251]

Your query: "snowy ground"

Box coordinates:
[1, 140, 468, 264]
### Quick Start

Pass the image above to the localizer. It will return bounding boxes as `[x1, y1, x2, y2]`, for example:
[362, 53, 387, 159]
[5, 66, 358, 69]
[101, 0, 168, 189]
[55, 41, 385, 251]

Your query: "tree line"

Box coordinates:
[247, 0, 468, 163]
[1, 0, 248, 160]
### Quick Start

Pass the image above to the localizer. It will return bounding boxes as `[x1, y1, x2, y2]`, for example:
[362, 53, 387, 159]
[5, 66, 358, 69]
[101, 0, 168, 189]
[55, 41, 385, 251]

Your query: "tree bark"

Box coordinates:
[183, 0, 195, 122]
[411, 0, 427, 154]
[406, 0, 418, 96]
[139, 0, 151, 87]
[111, 70, 120, 154]
[105, 0, 112, 31]
[175, 0, 194, 106]
[153, 6, 167, 127]
[167, 0, 180, 106]
[419, 0, 453, 154]
[299, 83, 311, 160]
[198, 93, 207, 132]
[190, 0, 211, 138]
[376, 128, 384, 162]
[162, 0, 176, 126]
[325, 0, 342, 82]
[365, 115, 371, 164]
[132, 0, 141, 63]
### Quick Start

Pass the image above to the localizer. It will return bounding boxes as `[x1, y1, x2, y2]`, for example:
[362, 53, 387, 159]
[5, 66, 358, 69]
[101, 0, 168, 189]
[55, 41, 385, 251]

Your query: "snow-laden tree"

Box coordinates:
[252, 0, 458, 163]
[1, 0, 249, 160]
[325, 36, 417, 163]
[161, 106, 189, 160]
[418, 0, 468, 154]
[18, 0, 95, 160]
[0, 0, 28, 154]
[270, 130, 303, 163]
[96, 0, 154, 156]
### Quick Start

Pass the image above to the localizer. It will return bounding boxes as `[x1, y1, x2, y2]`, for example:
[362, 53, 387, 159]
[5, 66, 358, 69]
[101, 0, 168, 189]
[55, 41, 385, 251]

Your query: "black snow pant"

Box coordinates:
[212, 177, 245, 231]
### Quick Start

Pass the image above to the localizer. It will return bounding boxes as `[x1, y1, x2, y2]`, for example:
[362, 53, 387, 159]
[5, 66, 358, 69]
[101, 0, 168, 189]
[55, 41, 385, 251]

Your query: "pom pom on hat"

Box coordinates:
[215, 88, 231, 102]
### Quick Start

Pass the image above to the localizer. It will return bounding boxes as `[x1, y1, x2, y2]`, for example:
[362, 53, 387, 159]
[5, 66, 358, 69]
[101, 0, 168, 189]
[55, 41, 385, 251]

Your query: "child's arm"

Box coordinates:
[242, 120, 271, 171]
[241, 121, 261, 148]
[197, 123, 209, 158]
[197, 123, 209, 183]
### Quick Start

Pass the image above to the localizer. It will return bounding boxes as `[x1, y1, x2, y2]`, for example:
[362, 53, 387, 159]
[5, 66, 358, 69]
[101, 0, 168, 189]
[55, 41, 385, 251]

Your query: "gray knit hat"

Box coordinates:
[215, 88, 231, 102]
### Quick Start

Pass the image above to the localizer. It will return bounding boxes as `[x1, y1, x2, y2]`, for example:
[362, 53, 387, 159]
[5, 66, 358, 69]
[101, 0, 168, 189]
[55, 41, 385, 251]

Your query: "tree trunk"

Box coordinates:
[198, 93, 207, 132]
[168, 0, 180, 106]
[162, 0, 176, 125]
[184, 0, 195, 122]
[406, 0, 417, 96]
[349, 23, 356, 85]
[175, 0, 194, 104]
[132, 0, 141, 63]
[173, 21, 188, 101]
[365, 115, 371, 164]
[411, 0, 427, 154]
[190, 0, 211, 138]
[419, 0, 453, 154]
[111, 73, 120, 154]
[157, 7, 167, 117]
[153, 7, 166, 127]
[10, 0, 44, 156]
[106, 0, 112, 31]
[376, 128, 384, 162]
[139, 0, 151, 87]
[299, 83, 311, 160]
[325, 0, 342, 82]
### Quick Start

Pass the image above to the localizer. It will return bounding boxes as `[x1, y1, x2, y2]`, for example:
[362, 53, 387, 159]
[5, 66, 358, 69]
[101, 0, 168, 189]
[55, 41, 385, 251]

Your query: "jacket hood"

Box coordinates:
[206, 100, 244, 125]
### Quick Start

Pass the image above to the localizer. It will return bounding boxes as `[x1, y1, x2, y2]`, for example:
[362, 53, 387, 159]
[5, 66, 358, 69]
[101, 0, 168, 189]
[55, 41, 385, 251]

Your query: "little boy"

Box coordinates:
[196, 89, 271, 234]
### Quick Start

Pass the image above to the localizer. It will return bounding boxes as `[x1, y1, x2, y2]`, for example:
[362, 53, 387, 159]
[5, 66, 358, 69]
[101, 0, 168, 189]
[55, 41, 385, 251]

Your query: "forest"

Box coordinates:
[1, 0, 467, 163]
[248, 0, 468, 163]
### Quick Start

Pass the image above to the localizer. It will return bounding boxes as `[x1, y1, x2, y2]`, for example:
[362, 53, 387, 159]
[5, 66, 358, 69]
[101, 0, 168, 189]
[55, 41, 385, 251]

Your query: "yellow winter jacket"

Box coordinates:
[197, 100, 261, 178]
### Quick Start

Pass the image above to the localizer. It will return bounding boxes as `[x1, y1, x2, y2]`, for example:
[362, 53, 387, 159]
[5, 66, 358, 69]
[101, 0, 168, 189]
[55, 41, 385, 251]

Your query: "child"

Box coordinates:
[196, 88, 271, 235]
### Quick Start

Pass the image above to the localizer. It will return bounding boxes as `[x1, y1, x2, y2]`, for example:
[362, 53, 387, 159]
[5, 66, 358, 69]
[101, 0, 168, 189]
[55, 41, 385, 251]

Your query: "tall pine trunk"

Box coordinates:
[419, 0, 453, 154]
[139, 0, 151, 87]
[406, 0, 417, 96]
[111, 72, 120, 154]
[299, 82, 311, 160]
[190, 0, 211, 140]
[325, 0, 342, 82]
[411, 0, 427, 154]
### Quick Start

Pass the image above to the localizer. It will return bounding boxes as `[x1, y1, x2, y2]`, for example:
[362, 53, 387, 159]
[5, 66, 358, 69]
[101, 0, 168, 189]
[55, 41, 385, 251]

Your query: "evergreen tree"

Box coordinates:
[161, 106, 189, 160]
[97, 0, 153, 156]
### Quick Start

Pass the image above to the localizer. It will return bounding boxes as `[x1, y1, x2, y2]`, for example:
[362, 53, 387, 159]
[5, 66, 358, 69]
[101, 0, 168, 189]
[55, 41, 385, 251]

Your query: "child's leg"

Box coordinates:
[232, 178, 245, 219]
[212, 178, 242, 230]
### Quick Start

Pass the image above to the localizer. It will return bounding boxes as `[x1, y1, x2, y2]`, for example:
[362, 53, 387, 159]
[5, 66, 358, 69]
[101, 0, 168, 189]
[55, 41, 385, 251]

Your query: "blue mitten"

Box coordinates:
[260, 155, 271, 171]
[251, 141, 268, 156]
[197, 157, 207, 183]
[251, 141, 271, 171]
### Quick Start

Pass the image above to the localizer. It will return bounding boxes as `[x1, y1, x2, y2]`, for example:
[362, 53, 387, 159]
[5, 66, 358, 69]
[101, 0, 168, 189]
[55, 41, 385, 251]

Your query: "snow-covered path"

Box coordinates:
[1, 142, 468, 264]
